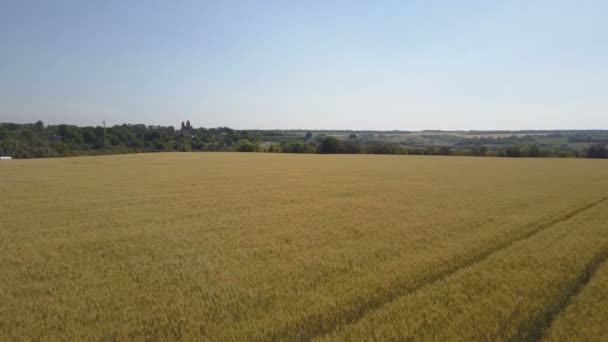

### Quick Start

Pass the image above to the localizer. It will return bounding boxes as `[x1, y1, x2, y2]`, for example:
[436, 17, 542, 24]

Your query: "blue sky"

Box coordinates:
[1, 0, 607, 130]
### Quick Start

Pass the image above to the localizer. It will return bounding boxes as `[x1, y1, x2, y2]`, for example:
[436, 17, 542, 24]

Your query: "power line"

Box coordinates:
[103, 120, 107, 155]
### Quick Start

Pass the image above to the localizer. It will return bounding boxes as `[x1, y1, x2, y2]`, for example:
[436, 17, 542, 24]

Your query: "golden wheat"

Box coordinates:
[543, 256, 608, 341]
[319, 200, 608, 341]
[1, 153, 607, 340]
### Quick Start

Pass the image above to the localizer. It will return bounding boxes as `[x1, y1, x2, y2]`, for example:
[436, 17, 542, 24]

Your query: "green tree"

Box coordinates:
[528, 145, 542, 157]
[317, 137, 344, 154]
[367, 143, 401, 154]
[438, 146, 452, 155]
[505, 145, 523, 157]
[343, 142, 361, 153]
[237, 139, 261, 152]
[281, 141, 314, 153]
[33, 120, 45, 134]
[586, 145, 607, 158]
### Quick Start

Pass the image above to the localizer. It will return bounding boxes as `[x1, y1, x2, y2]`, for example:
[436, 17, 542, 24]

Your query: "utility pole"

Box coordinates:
[103, 120, 107, 155]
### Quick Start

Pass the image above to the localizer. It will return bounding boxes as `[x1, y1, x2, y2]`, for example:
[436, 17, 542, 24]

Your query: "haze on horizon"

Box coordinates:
[1, 1, 607, 131]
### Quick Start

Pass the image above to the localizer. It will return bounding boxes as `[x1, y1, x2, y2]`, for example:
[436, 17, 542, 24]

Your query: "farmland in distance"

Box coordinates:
[1, 152, 607, 340]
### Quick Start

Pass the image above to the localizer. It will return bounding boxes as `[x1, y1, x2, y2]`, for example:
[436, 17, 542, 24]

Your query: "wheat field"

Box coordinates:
[1, 152, 607, 340]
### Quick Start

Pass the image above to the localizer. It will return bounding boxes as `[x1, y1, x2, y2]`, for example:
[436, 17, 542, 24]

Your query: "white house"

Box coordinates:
[0, 156, 12, 160]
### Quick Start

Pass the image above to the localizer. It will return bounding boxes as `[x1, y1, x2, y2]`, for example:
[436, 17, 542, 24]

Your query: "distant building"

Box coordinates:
[180, 120, 193, 132]
[0, 156, 12, 160]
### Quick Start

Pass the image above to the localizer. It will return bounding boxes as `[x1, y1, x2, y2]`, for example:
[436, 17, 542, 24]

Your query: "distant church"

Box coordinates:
[181, 120, 193, 131]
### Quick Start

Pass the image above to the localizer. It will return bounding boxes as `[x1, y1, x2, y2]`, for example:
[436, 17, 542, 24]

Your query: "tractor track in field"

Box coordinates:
[520, 246, 608, 342]
[262, 196, 608, 341]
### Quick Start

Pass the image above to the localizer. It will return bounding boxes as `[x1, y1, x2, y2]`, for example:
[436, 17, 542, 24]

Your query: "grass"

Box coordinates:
[1, 152, 607, 340]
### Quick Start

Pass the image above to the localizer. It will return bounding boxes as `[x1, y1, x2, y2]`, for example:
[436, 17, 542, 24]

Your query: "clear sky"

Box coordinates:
[1, 1, 607, 130]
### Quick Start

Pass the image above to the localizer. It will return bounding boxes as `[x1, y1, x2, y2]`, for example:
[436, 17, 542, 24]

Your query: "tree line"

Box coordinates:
[0, 121, 266, 158]
[0, 121, 606, 159]
[290, 136, 605, 158]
